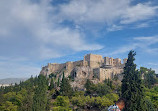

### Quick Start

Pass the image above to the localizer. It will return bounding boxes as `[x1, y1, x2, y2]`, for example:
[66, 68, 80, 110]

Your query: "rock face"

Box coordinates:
[40, 54, 127, 89]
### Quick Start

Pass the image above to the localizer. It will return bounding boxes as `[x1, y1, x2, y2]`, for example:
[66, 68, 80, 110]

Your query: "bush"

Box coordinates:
[52, 106, 72, 111]
[53, 96, 70, 108]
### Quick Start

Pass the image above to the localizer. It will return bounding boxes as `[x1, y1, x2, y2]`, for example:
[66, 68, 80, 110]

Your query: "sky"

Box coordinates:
[0, 0, 158, 79]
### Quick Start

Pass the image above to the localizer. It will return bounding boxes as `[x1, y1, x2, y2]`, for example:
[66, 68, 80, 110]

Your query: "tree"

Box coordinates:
[49, 78, 54, 90]
[60, 73, 72, 97]
[57, 78, 60, 87]
[32, 75, 48, 111]
[121, 51, 147, 111]
[84, 79, 95, 95]
[0, 101, 18, 111]
[19, 90, 33, 111]
[140, 67, 156, 88]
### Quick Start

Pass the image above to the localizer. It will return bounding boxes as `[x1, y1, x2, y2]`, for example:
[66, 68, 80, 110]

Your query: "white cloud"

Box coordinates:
[148, 63, 158, 73]
[133, 36, 158, 46]
[121, 3, 158, 24]
[148, 63, 158, 66]
[0, 0, 104, 78]
[0, 0, 157, 60]
[135, 23, 150, 28]
[154, 68, 158, 73]
[105, 36, 158, 56]
[58, 0, 158, 25]
[59, 0, 129, 24]
[0, 0, 158, 78]
[106, 25, 123, 32]
[0, 0, 103, 60]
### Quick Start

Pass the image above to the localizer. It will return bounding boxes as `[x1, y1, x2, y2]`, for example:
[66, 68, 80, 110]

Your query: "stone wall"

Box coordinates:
[113, 58, 121, 66]
[40, 53, 127, 85]
[93, 67, 124, 82]
[84, 54, 104, 68]
[40, 63, 66, 76]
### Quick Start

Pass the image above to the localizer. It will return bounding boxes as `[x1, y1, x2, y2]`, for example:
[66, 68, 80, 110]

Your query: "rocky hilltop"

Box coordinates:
[40, 54, 127, 89]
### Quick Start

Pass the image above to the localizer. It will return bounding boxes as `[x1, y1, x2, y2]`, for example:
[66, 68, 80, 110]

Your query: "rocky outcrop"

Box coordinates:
[40, 54, 126, 89]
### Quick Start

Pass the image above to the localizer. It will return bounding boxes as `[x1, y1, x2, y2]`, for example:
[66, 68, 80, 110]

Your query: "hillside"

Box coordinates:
[0, 78, 28, 85]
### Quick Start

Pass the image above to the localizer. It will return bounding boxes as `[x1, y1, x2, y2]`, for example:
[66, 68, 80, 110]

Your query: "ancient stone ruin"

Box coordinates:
[40, 54, 127, 89]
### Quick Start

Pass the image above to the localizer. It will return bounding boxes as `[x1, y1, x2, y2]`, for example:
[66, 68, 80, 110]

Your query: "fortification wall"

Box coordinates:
[48, 63, 66, 73]
[84, 54, 103, 62]
[65, 60, 85, 76]
[84, 54, 104, 68]
[40, 53, 126, 83]
[93, 67, 123, 82]
[113, 58, 122, 66]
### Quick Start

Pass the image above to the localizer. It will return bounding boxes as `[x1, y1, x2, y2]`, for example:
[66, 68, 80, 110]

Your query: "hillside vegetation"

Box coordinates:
[0, 51, 158, 111]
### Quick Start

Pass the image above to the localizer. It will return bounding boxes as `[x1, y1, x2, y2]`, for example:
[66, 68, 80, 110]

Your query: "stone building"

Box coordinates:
[40, 54, 127, 86]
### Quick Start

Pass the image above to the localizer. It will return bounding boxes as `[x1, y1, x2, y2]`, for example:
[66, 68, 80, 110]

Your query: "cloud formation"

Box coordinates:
[0, 0, 158, 78]
[0, 0, 103, 60]
[105, 36, 158, 56]
[0, 0, 158, 60]
[58, 0, 158, 25]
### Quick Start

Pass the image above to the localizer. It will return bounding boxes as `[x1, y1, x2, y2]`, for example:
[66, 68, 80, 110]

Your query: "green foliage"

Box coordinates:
[84, 79, 95, 95]
[95, 83, 112, 96]
[49, 78, 55, 90]
[53, 96, 70, 107]
[57, 78, 60, 87]
[140, 67, 157, 88]
[49, 73, 56, 79]
[0, 55, 157, 111]
[32, 75, 48, 111]
[19, 90, 33, 111]
[71, 93, 118, 110]
[145, 86, 158, 109]
[85, 79, 111, 96]
[0, 101, 18, 111]
[60, 74, 73, 97]
[121, 51, 149, 111]
[52, 96, 71, 111]
[105, 93, 119, 102]
[95, 96, 113, 108]
[52, 106, 72, 111]
[72, 91, 84, 97]
[144, 97, 156, 111]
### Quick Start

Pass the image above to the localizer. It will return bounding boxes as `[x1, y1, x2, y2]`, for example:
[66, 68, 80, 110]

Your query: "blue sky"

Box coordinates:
[0, 0, 158, 79]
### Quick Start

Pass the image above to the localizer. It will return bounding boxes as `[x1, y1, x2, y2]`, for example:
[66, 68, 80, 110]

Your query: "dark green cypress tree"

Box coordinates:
[49, 78, 54, 90]
[84, 79, 94, 95]
[109, 80, 113, 89]
[107, 78, 110, 86]
[121, 51, 147, 111]
[60, 73, 72, 97]
[57, 78, 60, 87]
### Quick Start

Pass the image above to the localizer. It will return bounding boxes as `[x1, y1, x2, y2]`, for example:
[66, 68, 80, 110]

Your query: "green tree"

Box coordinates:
[57, 78, 60, 87]
[49, 78, 54, 90]
[121, 51, 147, 111]
[52, 96, 71, 111]
[19, 90, 33, 111]
[0, 101, 18, 111]
[84, 79, 95, 95]
[32, 75, 48, 111]
[60, 73, 73, 97]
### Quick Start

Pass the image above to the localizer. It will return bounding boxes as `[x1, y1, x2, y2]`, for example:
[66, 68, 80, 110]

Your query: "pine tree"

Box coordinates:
[121, 51, 147, 111]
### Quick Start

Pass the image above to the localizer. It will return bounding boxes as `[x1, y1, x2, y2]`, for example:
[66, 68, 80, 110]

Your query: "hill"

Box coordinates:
[0, 78, 28, 85]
